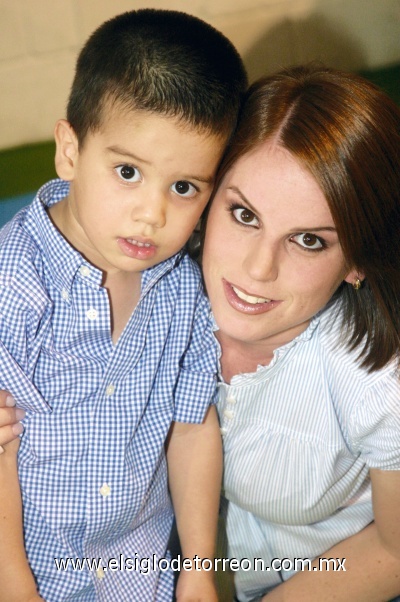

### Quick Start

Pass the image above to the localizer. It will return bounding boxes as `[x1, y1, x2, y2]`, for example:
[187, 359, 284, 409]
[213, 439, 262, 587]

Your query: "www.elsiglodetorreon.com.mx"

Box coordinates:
[54, 554, 346, 576]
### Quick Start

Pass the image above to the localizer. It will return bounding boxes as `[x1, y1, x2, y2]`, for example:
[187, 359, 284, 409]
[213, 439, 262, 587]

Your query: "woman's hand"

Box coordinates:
[175, 569, 219, 602]
[0, 390, 24, 454]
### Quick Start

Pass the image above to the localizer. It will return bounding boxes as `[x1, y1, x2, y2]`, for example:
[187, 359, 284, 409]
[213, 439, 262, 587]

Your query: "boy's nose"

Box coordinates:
[132, 192, 167, 229]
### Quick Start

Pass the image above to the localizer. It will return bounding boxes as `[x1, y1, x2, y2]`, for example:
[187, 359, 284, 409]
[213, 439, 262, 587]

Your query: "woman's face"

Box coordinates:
[202, 140, 358, 352]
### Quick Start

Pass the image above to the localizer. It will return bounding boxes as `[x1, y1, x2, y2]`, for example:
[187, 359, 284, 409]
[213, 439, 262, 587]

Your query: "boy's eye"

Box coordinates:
[171, 181, 197, 198]
[115, 165, 142, 182]
[291, 233, 324, 250]
[232, 206, 259, 227]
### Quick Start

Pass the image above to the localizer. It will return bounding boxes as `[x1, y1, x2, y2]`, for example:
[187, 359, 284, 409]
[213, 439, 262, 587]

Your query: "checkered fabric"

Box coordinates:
[0, 180, 218, 601]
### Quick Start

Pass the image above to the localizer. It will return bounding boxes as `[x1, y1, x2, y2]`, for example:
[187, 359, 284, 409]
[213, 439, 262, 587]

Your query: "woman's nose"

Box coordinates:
[243, 238, 279, 282]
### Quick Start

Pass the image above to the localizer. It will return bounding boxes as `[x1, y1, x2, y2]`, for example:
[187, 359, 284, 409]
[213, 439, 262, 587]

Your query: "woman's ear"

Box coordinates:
[54, 119, 79, 181]
[344, 269, 365, 287]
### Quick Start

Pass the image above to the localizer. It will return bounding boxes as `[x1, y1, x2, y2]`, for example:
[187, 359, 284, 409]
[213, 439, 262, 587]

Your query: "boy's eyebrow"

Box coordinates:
[227, 186, 337, 232]
[107, 145, 151, 165]
[107, 145, 214, 184]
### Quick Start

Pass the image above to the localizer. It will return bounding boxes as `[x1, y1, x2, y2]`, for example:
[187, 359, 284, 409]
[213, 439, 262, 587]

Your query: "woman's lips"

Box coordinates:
[223, 279, 280, 314]
[231, 284, 271, 304]
[117, 237, 157, 260]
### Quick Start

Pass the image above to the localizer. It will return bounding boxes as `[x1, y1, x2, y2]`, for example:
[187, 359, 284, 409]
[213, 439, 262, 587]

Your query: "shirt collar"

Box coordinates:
[23, 179, 183, 298]
[214, 309, 322, 385]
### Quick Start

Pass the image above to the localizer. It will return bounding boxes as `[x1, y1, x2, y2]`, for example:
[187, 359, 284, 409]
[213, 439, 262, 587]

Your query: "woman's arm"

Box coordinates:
[0, 440, 43, 601]
[263, 469, 400, 602]
[166, 405, 222, 602]
[0, 392, 43, 601]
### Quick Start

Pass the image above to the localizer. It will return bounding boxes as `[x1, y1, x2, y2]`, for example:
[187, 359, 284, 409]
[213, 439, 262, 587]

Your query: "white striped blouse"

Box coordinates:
[217, 301, 400, 602]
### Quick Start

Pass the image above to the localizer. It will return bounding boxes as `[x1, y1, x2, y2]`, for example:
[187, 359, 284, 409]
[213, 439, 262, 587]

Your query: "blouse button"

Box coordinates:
[223, 409, 234, 420]
[61, 288, 69, 302]
[220, 427, 227, 436]
[86, 308, 98, 320]
[226, 396, 236, 405]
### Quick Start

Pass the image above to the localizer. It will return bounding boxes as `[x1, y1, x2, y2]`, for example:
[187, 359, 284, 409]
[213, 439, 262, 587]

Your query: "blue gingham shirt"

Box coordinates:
[0, 180, 218, 601]
[217, 301, 400, 602]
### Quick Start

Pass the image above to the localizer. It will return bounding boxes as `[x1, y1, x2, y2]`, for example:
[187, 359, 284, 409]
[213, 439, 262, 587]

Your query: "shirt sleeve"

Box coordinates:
[172, 286, 218, 424]
[0, 276, 51, 413]
[349, 369, 400, 470]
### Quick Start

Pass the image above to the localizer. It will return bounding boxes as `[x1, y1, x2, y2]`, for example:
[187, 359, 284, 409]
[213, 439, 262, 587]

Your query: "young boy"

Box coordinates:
[0, 9, 247, 601]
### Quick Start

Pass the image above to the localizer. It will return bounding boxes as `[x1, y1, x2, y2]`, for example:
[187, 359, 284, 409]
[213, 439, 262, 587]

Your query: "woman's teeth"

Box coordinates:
[126, 238, 151, 248]
[232, 285, 270, 304]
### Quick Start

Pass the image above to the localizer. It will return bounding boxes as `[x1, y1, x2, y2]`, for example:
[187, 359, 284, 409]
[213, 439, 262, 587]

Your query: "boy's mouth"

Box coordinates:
[118, 237, 157, 260]
[126, 238, 152, 248]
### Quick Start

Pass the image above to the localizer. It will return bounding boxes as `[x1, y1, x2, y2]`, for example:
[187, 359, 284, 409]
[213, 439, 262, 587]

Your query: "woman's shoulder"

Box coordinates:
[310, 302, 400, 469]
[316, 300, 398, 387]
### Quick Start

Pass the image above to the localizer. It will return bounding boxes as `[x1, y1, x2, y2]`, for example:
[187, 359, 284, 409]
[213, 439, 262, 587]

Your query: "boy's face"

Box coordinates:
[53, 108, 226, 277]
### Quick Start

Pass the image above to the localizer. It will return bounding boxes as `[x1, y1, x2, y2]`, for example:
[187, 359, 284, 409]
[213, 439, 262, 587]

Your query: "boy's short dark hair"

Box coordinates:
[67, 9, 248, 146]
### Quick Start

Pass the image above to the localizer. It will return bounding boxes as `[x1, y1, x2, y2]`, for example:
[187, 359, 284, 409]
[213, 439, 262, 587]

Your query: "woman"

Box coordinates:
[202, 65, 400, 601]
[1, 65, 400, 601]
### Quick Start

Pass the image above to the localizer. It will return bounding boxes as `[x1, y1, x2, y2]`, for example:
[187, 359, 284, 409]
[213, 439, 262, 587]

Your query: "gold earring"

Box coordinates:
[352, 278, 361, 290]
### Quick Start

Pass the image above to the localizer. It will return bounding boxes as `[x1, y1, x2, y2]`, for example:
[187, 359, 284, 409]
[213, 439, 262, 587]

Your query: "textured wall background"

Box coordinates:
[1, 0, 400, 149]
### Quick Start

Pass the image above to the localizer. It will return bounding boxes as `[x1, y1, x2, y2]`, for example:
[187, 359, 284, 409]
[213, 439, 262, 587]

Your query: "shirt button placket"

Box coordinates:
[99, 386, 115, 508]
[220, 394, 237, 437]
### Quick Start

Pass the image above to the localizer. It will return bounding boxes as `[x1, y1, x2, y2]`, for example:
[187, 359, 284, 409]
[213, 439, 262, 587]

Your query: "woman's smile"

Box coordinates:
[223, 279, 280, 314]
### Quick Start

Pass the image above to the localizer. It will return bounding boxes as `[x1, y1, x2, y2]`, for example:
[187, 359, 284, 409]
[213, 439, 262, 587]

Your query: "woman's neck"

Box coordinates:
[216, 331, 275, 384]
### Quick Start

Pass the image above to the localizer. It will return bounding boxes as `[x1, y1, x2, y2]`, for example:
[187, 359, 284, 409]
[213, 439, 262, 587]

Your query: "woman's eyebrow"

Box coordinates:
[227, 185, 338, 233]
[294, 226, 338, 233]
[227, 186, 258, 213]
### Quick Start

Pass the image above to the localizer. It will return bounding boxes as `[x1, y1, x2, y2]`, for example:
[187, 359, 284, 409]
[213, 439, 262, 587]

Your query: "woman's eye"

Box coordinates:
[115, 165, 141, 182]
[171, 181, 197, 198]
[292, 233, 324, 250]
[232, 206, 259, 227]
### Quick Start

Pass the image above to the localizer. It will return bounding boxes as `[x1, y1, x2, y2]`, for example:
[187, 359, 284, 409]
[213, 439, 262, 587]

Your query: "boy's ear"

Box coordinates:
[54, 119, 79, 181]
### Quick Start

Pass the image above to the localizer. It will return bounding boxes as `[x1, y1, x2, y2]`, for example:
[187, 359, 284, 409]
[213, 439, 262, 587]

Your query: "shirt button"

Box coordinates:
[105, 384, 115, 396]
[61, 288, 69, 301]
[224, 409, 234, 419]
[226, 396, 237, 405]
[220, 427, 227, 436]
[99, 483, 111, 498]
[96, 567, 105, 580]
[86, 308, 98, 320]
[80, 265, 91, 277]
